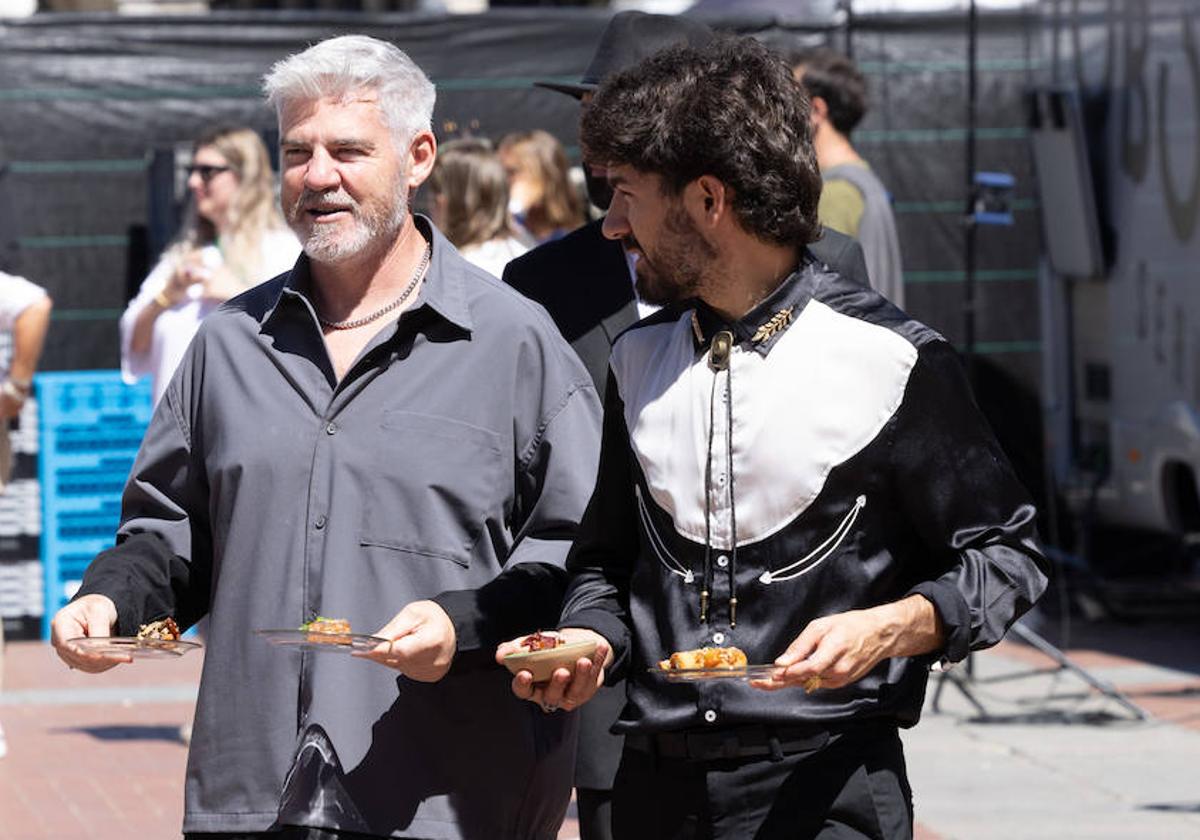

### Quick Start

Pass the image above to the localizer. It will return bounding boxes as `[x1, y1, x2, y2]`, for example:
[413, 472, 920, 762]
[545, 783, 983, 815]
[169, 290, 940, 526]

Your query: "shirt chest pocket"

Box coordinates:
[359, 410, 505, 567]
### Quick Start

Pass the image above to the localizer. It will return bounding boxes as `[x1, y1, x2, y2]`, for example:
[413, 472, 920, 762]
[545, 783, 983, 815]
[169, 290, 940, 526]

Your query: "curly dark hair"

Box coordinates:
[790, 46, 868, 136]
[580, 35, 822, 247]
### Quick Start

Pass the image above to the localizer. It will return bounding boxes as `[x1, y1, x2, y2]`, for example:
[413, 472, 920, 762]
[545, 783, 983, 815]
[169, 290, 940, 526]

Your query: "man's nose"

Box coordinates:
[304, 147, 340, 191]
[601, 194, 630, 241]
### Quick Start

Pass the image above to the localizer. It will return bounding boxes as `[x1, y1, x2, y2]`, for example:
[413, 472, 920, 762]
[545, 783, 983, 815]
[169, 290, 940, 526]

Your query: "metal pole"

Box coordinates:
[964, 0, 979, 379]
[843, 0, 854, 60]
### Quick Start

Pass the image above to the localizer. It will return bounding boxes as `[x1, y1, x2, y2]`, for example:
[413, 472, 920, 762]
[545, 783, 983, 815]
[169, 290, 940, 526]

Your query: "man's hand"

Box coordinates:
[495, 628, 612, 714]
[50, 594, 131, 673]
[751, 595, 943, 693]
[358, 600, 458, 682]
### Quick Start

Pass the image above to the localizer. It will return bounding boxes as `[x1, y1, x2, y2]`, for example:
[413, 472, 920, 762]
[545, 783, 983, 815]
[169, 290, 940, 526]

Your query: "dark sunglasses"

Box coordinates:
[186, 164, 233, 183]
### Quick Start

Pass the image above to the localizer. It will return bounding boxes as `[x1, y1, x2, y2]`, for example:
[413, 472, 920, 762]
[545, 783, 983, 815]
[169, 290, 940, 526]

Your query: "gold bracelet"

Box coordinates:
[154, 290, 172, 309]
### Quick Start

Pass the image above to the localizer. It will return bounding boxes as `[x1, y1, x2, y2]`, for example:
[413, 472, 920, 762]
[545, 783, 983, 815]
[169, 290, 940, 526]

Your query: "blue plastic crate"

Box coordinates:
[43, 425, 148, 457]
[35, 371, 154, 430]
[37, 371, 151, 638]
[40, 446, 138, 510]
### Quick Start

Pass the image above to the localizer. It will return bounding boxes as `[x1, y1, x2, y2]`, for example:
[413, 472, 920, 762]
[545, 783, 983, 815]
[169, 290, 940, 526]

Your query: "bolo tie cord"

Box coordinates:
[725, 351, 738, 628]
[702, 329, 739, 627]
[701, 370, 717, 624]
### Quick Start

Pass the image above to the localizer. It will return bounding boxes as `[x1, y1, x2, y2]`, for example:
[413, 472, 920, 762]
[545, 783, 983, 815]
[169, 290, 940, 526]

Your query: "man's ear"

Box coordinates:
[407, 129, 438, 189]
[690, 175, 729, 229]
[809, 95, 829, 126]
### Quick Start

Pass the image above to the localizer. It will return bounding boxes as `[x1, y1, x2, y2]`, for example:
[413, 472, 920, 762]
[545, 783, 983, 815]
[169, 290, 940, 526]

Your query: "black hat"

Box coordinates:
[535, 11, 714, 100]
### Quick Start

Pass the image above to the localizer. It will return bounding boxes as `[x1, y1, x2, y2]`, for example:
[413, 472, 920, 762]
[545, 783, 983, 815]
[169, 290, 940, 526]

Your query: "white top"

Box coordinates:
[0, 271, 48, 330]
[458, 235, 530, 278]
[0, 271, 49, 381]
[120, 229, 300, 405]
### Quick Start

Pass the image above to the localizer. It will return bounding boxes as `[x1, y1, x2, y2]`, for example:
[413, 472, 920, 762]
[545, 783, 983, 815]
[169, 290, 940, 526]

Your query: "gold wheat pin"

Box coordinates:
[751, 306, 794, 344]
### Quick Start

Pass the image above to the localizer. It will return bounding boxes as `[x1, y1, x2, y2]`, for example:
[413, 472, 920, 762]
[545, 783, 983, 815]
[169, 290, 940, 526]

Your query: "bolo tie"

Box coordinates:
[701, 328, 738, 628]
[695, 306, 794, 627]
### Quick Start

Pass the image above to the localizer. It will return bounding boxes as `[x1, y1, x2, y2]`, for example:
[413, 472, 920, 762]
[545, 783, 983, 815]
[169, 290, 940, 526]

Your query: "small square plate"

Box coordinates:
[66, 636, 202, 658]
[648, 664, 779, 682]
[256, 628, 388, 653]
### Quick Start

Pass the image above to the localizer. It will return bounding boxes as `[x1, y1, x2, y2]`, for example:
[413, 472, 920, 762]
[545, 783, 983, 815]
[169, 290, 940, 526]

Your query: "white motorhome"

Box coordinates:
[1033, 0, 1200, 536]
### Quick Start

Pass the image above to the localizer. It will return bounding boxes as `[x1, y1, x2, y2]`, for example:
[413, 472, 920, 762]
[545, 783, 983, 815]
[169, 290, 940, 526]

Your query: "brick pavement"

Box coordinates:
[2, 618, 1197, 839]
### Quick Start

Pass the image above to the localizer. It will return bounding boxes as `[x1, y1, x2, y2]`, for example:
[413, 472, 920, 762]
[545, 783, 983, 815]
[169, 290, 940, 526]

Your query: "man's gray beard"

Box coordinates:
[291, 188, 408, 265]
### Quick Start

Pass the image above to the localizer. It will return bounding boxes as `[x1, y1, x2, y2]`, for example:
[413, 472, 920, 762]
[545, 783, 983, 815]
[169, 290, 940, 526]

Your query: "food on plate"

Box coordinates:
[300, 616, 353, 643]
[520, 631, 563, 651]
[503, 634, 598, 682]
[657, 646, 748, 671]
[137, 617, 181, 641]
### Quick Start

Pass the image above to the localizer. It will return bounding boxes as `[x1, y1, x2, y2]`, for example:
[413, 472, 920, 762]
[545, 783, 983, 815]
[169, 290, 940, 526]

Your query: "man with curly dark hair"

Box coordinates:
[499, 35, 1047, 840]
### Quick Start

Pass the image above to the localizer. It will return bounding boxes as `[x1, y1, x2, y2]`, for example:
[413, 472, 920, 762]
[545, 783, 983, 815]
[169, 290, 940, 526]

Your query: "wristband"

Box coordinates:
[154, 290, 172, 308]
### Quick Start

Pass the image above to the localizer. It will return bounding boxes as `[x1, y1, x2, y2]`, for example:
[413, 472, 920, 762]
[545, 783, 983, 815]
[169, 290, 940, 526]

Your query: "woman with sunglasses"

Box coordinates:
[121, 126, 299, 404]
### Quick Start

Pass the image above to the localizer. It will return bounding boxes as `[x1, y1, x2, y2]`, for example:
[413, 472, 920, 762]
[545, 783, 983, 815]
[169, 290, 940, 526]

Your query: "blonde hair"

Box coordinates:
[178, 126, 286, 286]
[498, 130, 584, 238]
[427, 139, 514, 249]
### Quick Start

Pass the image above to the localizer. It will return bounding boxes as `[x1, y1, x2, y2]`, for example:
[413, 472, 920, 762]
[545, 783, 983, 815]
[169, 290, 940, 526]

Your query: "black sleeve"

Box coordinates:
[891, 340, 1050, 663]
[558, 371, 641, 682]
[73, 379, 213, 635]
[74, 531, 210, 636]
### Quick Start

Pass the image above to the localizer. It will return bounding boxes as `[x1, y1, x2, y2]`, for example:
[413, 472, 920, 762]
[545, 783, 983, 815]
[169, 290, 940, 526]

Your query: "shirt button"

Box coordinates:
[326, 422, 338, 435]
[314, 515, 327, 530]
[703, 709, 718, 724]
[712, 632, 726, 645]
[716, 554, 729, 569]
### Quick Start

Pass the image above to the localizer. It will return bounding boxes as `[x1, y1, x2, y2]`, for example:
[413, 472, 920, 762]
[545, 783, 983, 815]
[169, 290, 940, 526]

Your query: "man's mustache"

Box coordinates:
[292, 188, 357, 213]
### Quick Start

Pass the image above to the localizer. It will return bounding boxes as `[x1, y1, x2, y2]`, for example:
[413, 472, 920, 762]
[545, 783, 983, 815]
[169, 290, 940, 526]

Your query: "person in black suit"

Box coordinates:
[502, 13, 873, 840]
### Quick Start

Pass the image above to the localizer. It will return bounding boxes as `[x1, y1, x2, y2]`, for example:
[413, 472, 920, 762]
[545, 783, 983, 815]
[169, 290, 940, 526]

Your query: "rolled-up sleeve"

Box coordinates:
[891, 340, 1049, 663]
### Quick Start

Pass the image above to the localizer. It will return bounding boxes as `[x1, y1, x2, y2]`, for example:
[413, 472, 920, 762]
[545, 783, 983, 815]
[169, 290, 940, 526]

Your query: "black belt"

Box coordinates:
[625, 723, 833, 762]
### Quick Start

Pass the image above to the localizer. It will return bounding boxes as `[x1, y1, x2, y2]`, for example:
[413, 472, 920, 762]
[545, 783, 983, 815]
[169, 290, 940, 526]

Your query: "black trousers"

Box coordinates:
[611, 723, 913, 840]
[577, 787, 614, 840]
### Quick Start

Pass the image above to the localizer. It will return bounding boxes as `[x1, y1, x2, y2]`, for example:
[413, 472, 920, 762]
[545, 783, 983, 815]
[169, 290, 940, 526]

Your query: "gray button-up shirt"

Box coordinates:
[77, 219, 602, 839]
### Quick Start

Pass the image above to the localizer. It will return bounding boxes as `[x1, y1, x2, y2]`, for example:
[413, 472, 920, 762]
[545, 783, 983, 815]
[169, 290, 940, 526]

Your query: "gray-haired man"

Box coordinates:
[51, 35, 600, 840]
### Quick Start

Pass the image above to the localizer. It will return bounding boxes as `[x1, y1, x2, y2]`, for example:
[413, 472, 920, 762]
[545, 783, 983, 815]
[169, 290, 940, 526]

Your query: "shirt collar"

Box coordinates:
[689, 254, 822, 357]
[266, 214, 474, 334]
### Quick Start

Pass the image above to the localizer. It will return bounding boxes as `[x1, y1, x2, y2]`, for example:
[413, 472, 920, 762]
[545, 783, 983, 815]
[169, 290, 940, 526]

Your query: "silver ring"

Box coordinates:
[541, 702, 558, 713]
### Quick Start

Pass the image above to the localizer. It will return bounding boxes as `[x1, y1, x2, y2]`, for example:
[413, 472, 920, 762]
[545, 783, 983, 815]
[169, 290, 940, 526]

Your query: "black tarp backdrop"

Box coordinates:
[0, 6, 1047, 414]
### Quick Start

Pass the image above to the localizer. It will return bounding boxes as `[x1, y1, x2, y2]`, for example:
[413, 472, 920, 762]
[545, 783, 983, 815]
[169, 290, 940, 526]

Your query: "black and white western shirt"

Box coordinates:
[560, 255, 1048, 734]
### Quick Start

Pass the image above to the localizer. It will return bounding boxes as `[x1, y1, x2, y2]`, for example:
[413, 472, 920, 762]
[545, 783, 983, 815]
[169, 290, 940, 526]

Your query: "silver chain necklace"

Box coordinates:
[317, 244, 432, 331]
